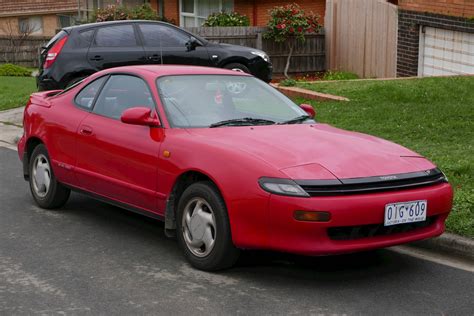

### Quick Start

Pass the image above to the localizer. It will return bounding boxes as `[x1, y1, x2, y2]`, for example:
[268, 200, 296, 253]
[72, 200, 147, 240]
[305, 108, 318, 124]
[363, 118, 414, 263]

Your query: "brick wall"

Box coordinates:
[153, 0, 325, 27]
[397, 10, 474, 77]
[235, 0, 325, 26]
[399, 0, 474, 18]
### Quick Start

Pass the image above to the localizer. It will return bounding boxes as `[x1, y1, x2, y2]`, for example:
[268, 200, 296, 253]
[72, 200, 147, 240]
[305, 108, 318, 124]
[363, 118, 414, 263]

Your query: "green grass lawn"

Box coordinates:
[0, 76, 37, 111]
[297, 76, 474, 238]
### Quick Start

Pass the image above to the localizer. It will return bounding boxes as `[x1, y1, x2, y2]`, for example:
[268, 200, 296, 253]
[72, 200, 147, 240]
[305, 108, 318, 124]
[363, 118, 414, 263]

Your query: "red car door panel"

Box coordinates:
[75, 113, 162, 212]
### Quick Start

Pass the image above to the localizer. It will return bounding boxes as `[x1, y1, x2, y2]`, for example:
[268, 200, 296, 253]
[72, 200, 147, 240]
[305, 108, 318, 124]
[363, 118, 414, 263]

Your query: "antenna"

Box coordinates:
[159, 24, 163, 65]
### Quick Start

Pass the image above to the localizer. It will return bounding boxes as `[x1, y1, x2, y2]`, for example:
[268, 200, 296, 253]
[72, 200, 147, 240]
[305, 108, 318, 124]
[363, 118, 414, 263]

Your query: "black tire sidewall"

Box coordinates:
[223, 63, 250, 74]
[29, 144, 68, 209]
[176, 182, 238, 271]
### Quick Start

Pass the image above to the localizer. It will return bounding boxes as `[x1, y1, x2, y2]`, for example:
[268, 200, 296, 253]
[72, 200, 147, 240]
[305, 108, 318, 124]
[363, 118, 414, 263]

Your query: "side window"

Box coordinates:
[73, 29, 95, 48]
[74, 76, 107, 109]
[139, 24, 190, 47]
[94, 24, 137, 47]
[93, 75, 154, 120]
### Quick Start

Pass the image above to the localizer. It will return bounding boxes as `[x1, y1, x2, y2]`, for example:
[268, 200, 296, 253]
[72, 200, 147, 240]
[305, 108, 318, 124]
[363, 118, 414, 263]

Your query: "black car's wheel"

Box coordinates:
[176, 181, 240, 271]
[223, 63, 250, 74]
[29, 144, 70, 209]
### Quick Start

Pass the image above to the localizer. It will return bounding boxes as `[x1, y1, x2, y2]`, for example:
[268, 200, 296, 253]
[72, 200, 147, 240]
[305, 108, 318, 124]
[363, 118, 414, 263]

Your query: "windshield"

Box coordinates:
[156, 75, 311, 128]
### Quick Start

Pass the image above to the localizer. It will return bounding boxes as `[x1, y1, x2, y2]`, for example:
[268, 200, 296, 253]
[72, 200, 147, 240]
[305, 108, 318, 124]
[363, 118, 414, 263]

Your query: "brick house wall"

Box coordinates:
[152, 0, 325, 27]
[397, 0, 474, 77]
[0, 0, 77, 37]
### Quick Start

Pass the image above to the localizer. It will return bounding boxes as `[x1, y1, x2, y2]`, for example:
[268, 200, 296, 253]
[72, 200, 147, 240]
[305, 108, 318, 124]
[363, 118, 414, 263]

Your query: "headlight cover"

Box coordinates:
[251, 51, 270, 62]
[258, 177, 309, 197]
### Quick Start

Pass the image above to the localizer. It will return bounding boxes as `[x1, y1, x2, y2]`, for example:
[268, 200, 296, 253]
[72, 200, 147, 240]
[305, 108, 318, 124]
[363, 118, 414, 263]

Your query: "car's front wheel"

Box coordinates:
[29, 144, 70, 209]
[176, 181, 240, 271]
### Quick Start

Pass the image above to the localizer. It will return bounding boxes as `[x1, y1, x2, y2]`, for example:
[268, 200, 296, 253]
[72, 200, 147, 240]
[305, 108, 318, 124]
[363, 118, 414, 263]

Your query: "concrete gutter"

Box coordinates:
[410, 233, 474, 261]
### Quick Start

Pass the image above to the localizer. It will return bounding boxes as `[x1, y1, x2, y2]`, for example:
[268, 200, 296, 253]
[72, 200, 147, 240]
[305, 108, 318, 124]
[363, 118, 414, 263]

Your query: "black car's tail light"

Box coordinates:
[43, 35, 68, 69]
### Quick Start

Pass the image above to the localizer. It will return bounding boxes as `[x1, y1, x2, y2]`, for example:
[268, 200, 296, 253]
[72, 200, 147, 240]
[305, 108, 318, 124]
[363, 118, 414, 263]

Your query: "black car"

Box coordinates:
[37, 20, 272, 91]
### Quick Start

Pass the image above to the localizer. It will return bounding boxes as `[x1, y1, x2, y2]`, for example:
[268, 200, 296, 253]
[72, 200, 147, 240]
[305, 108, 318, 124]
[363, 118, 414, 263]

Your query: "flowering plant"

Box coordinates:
[264, 4, 321, 77]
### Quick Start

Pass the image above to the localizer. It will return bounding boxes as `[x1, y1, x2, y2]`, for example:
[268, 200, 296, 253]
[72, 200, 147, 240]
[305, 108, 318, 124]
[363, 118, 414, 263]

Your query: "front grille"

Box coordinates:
[327, 216, 437, 240]
[296, 168, 447, 196]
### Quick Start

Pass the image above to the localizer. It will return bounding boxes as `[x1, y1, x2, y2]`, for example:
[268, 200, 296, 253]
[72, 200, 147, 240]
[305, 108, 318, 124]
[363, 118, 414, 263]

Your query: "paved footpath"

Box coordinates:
[0, 146, 473, 315]
[0, 107, 23, 150]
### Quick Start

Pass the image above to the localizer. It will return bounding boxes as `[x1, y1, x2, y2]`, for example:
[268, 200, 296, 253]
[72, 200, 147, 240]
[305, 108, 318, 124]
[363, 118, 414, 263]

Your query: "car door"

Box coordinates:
[87, 24, 147, 70]
[74, 74, 163, 213]
[137, 23, 211, 66]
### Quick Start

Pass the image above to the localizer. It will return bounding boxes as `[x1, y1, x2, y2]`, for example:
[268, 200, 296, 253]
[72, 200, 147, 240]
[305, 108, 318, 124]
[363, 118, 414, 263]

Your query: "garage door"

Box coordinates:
[419, 27, 474, 76]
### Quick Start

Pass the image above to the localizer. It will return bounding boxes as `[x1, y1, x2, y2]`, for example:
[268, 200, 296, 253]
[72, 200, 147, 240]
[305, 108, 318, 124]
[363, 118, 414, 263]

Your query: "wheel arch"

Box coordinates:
[219, 57, 250, 69]
[23, 136, 44, 180]
[164, 169, 225, 236]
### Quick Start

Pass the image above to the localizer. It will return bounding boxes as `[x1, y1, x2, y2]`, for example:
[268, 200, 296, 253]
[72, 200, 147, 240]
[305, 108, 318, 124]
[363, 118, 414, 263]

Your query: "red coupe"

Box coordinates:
[18, 66, 453, 270]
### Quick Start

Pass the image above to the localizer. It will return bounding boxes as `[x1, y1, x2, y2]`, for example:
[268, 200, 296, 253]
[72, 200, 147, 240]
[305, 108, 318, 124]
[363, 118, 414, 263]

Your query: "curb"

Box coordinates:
[410, 233, 474, 261]
[271, 84, 349, 102]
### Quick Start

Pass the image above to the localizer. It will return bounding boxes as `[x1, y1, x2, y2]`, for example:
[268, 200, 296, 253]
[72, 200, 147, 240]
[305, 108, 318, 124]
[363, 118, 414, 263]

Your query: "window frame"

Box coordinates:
[73, 74, 110, 111]
[18, 16, 43, 35]
[179, 0, 234, 27]
[92, 23, 140, 48]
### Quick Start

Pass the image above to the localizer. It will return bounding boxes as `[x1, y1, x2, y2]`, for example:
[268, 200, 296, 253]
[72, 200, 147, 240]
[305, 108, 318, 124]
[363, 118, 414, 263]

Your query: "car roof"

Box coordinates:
[64, 20, 174, 32]
[100, 65, 253, 78]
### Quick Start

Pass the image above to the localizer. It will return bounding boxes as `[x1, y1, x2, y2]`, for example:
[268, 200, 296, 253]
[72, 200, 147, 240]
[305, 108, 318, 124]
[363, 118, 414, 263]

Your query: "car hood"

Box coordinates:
[187, 124, 435, 180]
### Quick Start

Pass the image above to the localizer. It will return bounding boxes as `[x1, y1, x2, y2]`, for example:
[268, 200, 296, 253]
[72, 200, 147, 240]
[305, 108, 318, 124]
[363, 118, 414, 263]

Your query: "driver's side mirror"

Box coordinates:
[300, 103, 316, 119]
[185, 37, 199, 52]
[121, 107, 160, 127]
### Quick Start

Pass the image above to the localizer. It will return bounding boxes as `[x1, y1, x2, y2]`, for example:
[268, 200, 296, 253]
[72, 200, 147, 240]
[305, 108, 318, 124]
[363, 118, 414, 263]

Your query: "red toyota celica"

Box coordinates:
[18, 65, 453, 270]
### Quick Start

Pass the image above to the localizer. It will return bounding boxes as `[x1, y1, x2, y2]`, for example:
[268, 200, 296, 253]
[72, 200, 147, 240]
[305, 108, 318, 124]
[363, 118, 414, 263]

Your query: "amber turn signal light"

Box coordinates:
[294, 211, 331, 222]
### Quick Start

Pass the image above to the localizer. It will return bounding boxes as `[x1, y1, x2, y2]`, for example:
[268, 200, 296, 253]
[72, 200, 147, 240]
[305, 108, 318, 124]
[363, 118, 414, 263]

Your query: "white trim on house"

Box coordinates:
[178, 0, 233, 27]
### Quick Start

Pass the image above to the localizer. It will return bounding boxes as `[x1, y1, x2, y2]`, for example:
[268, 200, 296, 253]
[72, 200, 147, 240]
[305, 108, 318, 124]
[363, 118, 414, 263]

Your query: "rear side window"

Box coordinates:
[45, 30, 67, 48]
[94, 25, 137, 47]
[75, 76, 107, 109]
[72, 29, 95, 48]
[93, 75, 154, 120]
[139, 24, 190, 47]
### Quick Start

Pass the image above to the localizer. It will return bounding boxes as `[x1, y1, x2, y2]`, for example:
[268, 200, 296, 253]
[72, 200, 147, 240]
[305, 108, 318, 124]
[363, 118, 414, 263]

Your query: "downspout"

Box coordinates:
[158, 0, 164, 19]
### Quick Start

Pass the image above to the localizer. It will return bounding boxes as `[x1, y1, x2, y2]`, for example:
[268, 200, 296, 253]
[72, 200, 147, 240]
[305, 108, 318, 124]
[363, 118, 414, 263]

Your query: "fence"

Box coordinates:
[325, 0, 398, 78]
[0, 36, 49, 68]
[0, 27, 325, 74]
[185, 27, 325, 74]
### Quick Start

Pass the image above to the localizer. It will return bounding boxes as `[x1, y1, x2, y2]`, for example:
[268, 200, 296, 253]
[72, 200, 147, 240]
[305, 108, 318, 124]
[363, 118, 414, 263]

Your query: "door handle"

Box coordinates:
[148, 54, 161, 62]
[79, 125, 93, 136]
[90, 55, 103, 61]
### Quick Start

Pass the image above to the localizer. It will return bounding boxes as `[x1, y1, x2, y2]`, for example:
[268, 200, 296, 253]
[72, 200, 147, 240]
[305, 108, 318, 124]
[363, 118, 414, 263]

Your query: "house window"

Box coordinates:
[179, 0, 234, 27]
[18, 16, 43, 35]
[58, 15, 74, 28]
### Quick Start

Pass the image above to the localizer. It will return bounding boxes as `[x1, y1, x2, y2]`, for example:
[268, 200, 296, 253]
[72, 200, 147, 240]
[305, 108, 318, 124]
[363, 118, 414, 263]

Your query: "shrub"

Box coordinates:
[322, 71, 359, 81]
[203, 11, 250, 27]
[264, 4, 322, 78]
[90, 3, 175, 23]
[0, 64, 32, 77]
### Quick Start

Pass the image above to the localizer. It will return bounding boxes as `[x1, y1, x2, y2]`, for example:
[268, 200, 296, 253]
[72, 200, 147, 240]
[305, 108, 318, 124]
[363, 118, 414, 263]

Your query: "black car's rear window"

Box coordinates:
[45, 30, 68, 49]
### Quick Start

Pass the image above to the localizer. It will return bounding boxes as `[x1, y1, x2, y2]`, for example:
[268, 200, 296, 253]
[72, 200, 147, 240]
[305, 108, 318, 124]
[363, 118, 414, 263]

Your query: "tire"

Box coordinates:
[176, 181, 240, 271]
[29, 144, 70, 209]
[223, 63, 250, 74]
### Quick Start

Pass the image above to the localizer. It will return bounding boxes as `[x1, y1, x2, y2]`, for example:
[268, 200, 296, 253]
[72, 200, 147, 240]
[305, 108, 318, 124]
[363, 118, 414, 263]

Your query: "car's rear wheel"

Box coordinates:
[223, 63, 250, 74]
[176, 181, 240, 271]
[29, 144, 70, 209]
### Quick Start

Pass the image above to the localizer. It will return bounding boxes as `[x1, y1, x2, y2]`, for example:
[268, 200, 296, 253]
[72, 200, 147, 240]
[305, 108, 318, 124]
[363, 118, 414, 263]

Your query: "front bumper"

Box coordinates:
[262, 183, 453, 255]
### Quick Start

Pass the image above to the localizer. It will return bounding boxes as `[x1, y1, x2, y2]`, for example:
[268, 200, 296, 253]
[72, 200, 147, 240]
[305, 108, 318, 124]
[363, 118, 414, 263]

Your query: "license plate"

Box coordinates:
[384, 200, 427, 226]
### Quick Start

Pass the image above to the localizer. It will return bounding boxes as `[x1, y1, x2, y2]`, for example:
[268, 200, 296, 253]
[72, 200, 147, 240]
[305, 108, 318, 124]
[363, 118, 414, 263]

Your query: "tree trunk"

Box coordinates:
[284, 43, 294, 79]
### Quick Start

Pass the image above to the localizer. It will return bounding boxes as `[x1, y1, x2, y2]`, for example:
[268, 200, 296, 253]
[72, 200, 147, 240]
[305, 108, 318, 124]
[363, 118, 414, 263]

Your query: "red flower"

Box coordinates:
[297, 26, 303, 33]
[289, 27, 294, 33]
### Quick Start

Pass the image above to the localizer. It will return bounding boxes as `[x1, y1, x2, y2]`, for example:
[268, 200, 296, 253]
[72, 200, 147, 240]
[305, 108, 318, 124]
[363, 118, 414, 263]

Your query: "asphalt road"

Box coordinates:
[1, 147, 473, 315]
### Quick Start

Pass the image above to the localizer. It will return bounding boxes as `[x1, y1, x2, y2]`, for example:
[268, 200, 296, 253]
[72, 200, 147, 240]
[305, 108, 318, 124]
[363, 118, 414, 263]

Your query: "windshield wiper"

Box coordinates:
[278, 115, 311, 125]
[209, 117, 276, 128]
